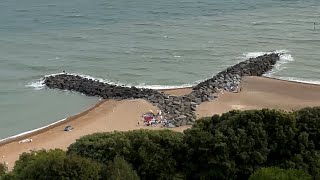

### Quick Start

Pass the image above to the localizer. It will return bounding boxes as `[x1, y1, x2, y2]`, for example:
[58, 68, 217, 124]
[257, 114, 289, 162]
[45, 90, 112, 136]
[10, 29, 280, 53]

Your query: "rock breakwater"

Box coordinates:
[188, 53, 280, 104]
[44, 53, 280, 126]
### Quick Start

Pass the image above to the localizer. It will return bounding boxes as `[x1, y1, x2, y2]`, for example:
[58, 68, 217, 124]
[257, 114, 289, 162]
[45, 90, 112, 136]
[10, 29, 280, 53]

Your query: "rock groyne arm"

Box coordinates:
[43, 53, 280, 126]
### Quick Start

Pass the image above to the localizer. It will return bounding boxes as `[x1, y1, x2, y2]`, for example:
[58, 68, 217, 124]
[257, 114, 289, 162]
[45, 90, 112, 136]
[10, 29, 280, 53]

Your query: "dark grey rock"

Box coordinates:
[177, 115, 187, 119]
[173, 101, 181, 105]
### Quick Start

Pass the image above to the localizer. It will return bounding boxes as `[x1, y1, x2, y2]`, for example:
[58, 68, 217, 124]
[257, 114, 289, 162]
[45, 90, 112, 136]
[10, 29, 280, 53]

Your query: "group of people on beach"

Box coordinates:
[139, 110, 169, 127]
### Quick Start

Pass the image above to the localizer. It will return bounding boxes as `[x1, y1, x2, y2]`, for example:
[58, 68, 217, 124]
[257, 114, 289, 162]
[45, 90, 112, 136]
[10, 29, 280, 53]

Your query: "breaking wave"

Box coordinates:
[276, 76, 320, 85]
[241, 49, 294, 76]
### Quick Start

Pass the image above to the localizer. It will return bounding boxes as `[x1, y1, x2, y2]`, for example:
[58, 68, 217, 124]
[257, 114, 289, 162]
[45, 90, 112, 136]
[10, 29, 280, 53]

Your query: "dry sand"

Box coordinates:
[1, 76, 320, 169]
[160, 88, 193, 96]
[197, 76, 320, 117]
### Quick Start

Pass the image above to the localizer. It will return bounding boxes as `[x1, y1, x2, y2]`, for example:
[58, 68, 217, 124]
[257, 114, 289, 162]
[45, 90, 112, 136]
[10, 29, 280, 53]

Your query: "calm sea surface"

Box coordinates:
[1, 0, 320, 139]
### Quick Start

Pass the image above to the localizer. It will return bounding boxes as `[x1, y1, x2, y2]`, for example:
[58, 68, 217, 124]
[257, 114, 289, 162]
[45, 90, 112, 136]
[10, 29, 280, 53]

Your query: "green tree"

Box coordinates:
[295, 107, 320, 149]
[183, 126, 228, 179]
[11, 149, 103, 180]
[104, 156, 139, 180]
[182, 108, 320, 179]
[184, 110, 274, 179]
[68, 129, 184, 179]
[261, 109, 297, 168]
[249, 167, 312, 180]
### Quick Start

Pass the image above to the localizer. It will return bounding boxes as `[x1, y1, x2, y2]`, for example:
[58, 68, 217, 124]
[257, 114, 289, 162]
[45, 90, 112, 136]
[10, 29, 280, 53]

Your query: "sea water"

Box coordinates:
[0, 0, 320, 139]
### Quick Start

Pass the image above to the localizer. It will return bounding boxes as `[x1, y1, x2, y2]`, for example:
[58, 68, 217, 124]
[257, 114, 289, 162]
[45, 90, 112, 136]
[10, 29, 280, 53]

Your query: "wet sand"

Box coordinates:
[1, 76, 320, 169]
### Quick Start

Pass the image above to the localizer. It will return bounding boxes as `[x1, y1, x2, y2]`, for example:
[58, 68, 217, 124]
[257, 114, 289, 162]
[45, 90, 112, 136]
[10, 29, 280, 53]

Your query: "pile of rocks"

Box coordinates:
[43, 53, 280, 126]
[187, 53, 280, 104]
[44, 75, 162, 100]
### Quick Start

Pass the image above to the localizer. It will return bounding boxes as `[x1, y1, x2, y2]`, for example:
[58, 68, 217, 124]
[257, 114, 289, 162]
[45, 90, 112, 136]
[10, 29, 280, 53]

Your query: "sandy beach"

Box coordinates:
[1, 76, 320, 169]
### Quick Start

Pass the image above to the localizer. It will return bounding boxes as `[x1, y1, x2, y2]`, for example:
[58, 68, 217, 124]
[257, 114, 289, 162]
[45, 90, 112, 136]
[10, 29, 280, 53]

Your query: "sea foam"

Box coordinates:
[241, 49, 294, 76]
[26, 72, 195, 91]
[241, 50, 320, 85]
[276, 77, 320, 85]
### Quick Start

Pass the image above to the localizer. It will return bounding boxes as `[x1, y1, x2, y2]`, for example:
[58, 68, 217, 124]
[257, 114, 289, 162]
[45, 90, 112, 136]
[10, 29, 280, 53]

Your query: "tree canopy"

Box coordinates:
[67, 129, 183, 179]
[182, 108, 320, 179]
[104, 156, 140, 180]
[10, 149, 103, 180]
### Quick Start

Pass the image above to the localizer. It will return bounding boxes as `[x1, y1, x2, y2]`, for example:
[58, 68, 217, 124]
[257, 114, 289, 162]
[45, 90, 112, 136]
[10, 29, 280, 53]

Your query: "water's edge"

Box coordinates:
[0, 99, 106, 146]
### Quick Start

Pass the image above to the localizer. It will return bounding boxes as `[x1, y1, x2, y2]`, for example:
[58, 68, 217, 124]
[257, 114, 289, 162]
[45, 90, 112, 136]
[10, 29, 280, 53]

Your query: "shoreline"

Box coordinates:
[262, 76, 320, 86]
[1, 76, 320, 146]
[0, 100, 107, 146]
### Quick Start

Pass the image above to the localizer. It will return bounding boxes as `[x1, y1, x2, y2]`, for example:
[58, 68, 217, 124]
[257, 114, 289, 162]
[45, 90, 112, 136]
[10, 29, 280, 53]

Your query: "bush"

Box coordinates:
[68, 129, 184, 179]
[249, 167, 312, 180]
[11, 149, 103, 180]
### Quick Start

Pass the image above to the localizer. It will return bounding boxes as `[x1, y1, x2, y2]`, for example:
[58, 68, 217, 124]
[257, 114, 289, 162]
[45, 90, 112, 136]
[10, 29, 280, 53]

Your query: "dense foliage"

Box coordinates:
[4, 107, 320, 179]
[8, 149, 103, 180]
[183, 108, 320, 179]
[67, 129, 184, 179]
[104, 156, 140, 180]
[249, 167, 312, 180]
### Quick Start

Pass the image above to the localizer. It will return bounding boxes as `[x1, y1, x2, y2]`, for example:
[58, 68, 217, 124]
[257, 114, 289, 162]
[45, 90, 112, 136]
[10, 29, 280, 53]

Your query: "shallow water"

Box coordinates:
[0, 0, 320, 139]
